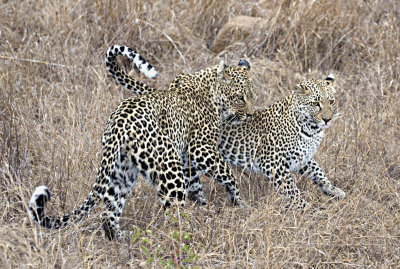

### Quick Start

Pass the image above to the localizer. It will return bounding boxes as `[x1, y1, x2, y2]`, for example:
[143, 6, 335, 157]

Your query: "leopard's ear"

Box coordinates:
[217, 60, 231, 83]
[325, 74, 336, 93]
[325, 74, 335, 85]
[294, 84, 309, 94]
[238, 58, 250, 71]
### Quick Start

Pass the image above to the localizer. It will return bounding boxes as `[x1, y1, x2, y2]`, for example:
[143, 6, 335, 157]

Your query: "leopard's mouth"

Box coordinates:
[317, 120, 331, 128]
[224, 113, 245, 124]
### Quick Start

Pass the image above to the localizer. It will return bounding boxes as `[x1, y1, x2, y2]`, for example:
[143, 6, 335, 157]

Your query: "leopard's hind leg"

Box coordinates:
[100, 147, 139, 240]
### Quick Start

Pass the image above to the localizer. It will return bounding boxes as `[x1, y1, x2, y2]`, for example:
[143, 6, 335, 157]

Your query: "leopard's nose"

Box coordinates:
[246, 106, 255, 116]
[322, 118, 331, 124]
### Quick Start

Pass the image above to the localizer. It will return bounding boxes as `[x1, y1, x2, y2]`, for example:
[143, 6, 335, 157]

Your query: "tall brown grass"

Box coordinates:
[1, 0, 399, 267]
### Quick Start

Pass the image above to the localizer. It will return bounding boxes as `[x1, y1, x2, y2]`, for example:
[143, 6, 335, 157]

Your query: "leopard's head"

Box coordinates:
[217, 59, 255, 124]
[294, 74, 336, 128]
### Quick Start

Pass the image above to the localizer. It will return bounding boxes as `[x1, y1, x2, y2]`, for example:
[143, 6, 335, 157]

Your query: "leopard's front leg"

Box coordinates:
[189, 143, 245, 207]
[261, 160, 309, 211]
[299, 159, 345, 199]
[182, 152, 208, 205]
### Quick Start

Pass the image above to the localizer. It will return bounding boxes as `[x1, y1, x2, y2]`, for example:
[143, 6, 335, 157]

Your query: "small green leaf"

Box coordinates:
[183, 232, 191, 240]
[147, 256, 154, 264]
[173, 230, 180, 241]
[141, 245, 149, 256]
[182, 243, 189, 253]
[132, 227, 141, 243]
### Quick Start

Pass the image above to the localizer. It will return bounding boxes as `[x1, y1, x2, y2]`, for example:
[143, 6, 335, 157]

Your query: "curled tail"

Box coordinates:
[105, 45, 158, 94]
[28, 186, 100, 229]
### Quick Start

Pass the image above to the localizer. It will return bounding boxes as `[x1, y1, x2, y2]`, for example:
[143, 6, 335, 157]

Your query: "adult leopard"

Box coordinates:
[186, 75, 345, 209]
[29, 45, 254, 239]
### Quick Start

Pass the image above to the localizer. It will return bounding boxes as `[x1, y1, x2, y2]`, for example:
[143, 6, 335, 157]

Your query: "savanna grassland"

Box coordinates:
[1, 0, 400, 268]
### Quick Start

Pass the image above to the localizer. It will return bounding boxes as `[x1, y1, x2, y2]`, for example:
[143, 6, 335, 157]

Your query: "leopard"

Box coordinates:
[185, 74, 345, 210]
[28, 44, 255, 240]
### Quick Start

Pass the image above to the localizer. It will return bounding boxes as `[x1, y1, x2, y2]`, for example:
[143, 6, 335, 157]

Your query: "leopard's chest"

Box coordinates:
[287, 131, 324, 172]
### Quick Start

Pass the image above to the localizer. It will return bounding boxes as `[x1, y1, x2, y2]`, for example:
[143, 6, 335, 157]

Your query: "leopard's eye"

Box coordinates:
[312, 101, 320, 107]
[238, 95, 246, 102]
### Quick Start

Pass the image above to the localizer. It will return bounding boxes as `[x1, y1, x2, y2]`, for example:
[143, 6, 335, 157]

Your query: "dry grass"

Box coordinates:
[1, 0, 400, 268]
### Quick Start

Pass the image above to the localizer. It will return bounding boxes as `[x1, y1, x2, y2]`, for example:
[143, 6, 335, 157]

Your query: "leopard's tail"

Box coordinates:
[28, 186, 100, 230]
[105, 45, 158, 94]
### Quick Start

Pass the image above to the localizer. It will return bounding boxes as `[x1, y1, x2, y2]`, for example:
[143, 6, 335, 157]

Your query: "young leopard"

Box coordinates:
[29, 45, 254, 239]
[185, 75, 345, 209]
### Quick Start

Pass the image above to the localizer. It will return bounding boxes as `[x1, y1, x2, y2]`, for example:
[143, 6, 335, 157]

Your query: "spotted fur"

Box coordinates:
[28, 45, 254, 239]
[186, 75, 345, 209]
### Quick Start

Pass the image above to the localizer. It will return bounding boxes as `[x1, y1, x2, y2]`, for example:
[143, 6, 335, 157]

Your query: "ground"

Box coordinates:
[0, 0, 399, 267]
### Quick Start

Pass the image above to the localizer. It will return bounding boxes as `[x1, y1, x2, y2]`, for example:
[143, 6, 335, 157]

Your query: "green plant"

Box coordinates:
[132, 211, 198, 268]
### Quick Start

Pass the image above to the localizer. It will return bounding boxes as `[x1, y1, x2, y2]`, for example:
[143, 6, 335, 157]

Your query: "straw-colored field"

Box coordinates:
[1, 0, 399, 267]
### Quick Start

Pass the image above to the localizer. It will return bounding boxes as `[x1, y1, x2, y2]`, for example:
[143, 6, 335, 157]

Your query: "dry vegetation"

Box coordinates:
[1, 0, 400, 268]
